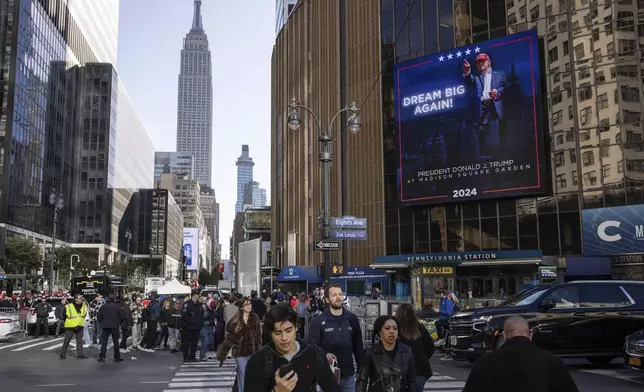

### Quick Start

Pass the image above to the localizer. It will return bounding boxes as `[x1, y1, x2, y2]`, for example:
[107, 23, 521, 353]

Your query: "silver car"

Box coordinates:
[27, 298, 67, 335]
[0, 312, 21, 340]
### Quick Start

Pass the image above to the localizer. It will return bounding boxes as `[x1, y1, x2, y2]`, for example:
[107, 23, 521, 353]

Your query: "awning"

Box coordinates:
[369, 263, 408, 269]
[458, 258, 542, 267]
[277, 266, 323, 283]
[332, 267, 388, 280]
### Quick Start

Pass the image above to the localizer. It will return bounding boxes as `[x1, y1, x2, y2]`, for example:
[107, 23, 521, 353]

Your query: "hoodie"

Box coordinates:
[244, 340, 341, 392]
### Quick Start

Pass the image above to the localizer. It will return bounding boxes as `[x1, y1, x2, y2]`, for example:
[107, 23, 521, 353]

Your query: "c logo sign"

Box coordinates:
[288, 268, 294, 275]
[597, 220, 621, 242]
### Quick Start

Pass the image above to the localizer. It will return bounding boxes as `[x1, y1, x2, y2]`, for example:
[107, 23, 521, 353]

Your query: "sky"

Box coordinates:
[116, 0, 274, 259]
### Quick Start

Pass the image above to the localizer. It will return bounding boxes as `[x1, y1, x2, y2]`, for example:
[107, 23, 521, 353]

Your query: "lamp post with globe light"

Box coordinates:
[124, 228, 132, 284]
[286, 98, 362, 289]
[48, 191, 64, 291]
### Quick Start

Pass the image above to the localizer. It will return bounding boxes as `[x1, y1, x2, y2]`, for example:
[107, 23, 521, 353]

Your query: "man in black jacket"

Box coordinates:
[181, 290, 204, 362]
[244, 304, 340, 392]
[119, 298, 134, 351]
[54, 298, 67, 337]
[250, 290, 266, 320]
[97, 295, 126, 362]
[306, 285, 364, 391]
[34, 298, 52, 339]
[462, 316, 579, 392]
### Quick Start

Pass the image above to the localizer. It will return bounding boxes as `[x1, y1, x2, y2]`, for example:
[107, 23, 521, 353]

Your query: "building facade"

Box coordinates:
[176, 0, 213, 188]
[119, 188, 184, 279]
[0, 1, 154, 275]
[235, 145, 255, 213]
[158, 173, 204, 228]
[271, 0, 644, 293]
[200, 187, 219, 263]
[275, 0, 298, 34]
[154, 151, 195, 183]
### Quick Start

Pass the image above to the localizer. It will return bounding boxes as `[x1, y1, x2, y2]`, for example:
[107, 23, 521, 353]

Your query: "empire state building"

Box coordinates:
[176, 0, 213, 187]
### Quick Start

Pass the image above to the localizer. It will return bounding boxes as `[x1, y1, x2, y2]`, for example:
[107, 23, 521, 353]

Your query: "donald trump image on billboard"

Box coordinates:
[463, 53, 508, 158]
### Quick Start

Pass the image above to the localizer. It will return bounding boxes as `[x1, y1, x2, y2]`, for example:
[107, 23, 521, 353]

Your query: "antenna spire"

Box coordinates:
[192, 0, 203, 30]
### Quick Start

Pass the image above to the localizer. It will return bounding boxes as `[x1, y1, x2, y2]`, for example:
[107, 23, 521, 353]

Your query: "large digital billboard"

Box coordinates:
[394, 30, 547, 205]
[183, 228, 199, 271]
[582, 205, 644, 256]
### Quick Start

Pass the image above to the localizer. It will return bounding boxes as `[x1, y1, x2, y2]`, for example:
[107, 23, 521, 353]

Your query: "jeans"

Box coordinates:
[182, 328, 199, 360]
[415, 376, 428, 391]
[234, 355, 250, 392]
[55, 319, 64, 337]
[83, 324, 91, 344]
[99, 328, 121, 360]
[131, 323, 142, 347]
[120, 325, 130, 349]
[338, 376, 355, 392]
[93, 321, 102, 344]
[199, 325, 213, 360]
[298, 317, 306, 339]
[35, 317, 48, 337]
[143, 320, 158, 348]
[61, 328, 84, 357]
[167, 327, 180, 350]
[156, 324, 169, 347]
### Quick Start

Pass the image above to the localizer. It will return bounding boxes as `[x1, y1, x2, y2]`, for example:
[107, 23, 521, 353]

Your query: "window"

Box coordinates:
[620, 86, 640, 103]
[572, 170, 578, 185]
[578, 285, 630, 308]
[553, 110, 563, 125]
[548, 47, 559, 63]
[618, 39, 636, 55]
[580, 106, 592, 125]
[574, 43, 585, 60]
[556, 174, 567, 188]
[594, 48, 602, 63]
[582, 150, 595, 166]
[530, 5, 540, 20]
[555, 151, 565, 166]
[584, 171, 598, 186]
[543, 287, 580, 309]
[607, 42, 614, 59]
[602, 164, 611, 178]
[597, 93, 608, 109]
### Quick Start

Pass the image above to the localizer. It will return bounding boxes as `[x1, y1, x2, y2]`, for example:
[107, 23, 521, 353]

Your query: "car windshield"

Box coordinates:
[504, 289, 549, 307]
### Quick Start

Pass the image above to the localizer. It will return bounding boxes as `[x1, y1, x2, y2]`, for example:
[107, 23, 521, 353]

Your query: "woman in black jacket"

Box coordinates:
[357, 315, 416, 392]
[397, 303, 435, 391]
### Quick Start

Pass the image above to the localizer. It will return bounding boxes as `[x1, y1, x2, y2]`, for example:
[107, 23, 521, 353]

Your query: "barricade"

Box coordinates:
[0, 307, 27, 340]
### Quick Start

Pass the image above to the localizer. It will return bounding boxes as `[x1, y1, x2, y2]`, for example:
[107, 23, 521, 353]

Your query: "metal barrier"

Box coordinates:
[0, 307, 28, 340]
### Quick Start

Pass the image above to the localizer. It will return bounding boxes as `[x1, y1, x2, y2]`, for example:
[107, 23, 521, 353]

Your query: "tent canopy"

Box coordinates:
[157, 279, 191, 295]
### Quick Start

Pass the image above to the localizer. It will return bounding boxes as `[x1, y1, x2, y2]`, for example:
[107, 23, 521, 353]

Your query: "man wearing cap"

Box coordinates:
[463, 53, 507, 155]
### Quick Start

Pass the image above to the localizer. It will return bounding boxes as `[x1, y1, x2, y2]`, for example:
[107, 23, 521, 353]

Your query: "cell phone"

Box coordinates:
[279, 362, 296, 378]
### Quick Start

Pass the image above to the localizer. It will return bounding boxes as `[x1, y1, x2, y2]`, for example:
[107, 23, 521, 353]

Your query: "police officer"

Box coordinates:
[181, 290, 204, 362]
[60, 294, 89, 360]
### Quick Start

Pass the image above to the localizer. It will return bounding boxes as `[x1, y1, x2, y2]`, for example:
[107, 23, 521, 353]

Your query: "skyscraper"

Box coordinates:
[275, 0, 297, 34]
[176, 0, 213, 188]
[235, 145, 254, 213]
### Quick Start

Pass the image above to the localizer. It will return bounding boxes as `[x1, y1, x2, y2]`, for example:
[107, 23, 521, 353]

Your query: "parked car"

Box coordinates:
[625, 329, 644, 372]
[446, 280, 644, 364]
[0, 311, 21, 341]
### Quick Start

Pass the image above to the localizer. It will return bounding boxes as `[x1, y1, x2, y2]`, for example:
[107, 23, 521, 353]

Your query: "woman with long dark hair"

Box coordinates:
[357, 315, 416, 392]
[216, 297, 262, 392]
[397, 303, 435, 390]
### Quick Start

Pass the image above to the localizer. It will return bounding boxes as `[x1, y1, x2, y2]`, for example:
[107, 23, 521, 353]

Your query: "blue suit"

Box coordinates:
[439, 295, 457, 320]
[464, 70, 508, 122]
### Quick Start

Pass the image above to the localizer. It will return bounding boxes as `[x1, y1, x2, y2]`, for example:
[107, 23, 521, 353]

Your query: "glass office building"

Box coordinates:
[380, 0, 644, 300]
[0, 0, 118, 248]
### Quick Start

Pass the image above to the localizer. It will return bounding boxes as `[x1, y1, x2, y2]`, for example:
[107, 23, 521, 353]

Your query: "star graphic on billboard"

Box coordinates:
[438, 55, 444, 62]
[465, 48, 471, 55]
[447, 53, 453, 60]
[456, 51, 462, 57]
[474, 46, 481, 53]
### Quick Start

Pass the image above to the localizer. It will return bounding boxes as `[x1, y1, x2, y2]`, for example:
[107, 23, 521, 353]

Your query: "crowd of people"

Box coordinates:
[2, 286, 581, 392]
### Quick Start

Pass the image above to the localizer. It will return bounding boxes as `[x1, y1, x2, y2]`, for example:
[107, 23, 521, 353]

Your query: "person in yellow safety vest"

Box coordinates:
[60, 294, 89, 360]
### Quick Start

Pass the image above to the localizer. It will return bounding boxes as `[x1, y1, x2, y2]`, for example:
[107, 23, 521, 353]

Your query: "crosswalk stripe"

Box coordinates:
[0, 339, 48, 350]
[12, 337, 64, 351]
[424, 381, 466, 389]
[163, 389, 233, 392]
[170, 382, 233, 388]
[172, 377, 236, 382]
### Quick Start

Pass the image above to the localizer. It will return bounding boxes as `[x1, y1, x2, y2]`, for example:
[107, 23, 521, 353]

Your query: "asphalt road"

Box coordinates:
[432, 356, 644, 391]
[1, 337, 643, 392]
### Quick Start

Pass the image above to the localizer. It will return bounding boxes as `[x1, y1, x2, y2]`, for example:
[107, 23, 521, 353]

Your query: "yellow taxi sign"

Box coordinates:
[412, 266, 454, 275]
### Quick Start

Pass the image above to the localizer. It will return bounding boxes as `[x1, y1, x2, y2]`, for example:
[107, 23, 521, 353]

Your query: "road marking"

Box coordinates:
[578, 369, 644, 385]
[163, 389, 233, 392]
[172, 377, 236, 382]
[0, 339, 51, 350]
[169, 382, 234, 388]
[12, 338, 64, 351]
[424, 381, 466, 389]
[430, 375, 456, 380]
[140, 381, 169, 384]
[36, 384, 75, 387]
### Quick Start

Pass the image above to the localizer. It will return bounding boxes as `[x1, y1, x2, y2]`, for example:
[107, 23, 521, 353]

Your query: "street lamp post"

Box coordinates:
[48, 191, 64, 292]
[149, 244, 154, 276]
[287, 98, 362, 290]
[124, 229, 132, 284]
[69, 254, 80, 288]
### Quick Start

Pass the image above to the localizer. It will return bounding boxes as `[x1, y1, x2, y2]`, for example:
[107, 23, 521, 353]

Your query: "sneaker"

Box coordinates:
[435, 338, 446, 346]
[440, 355, 453, 361]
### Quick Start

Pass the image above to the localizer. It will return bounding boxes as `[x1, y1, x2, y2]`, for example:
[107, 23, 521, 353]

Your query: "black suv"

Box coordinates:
[446, 280, 644, 364]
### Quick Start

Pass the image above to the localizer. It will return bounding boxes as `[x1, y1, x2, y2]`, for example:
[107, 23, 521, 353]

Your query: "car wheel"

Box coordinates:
[587, 356, 614, 365]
